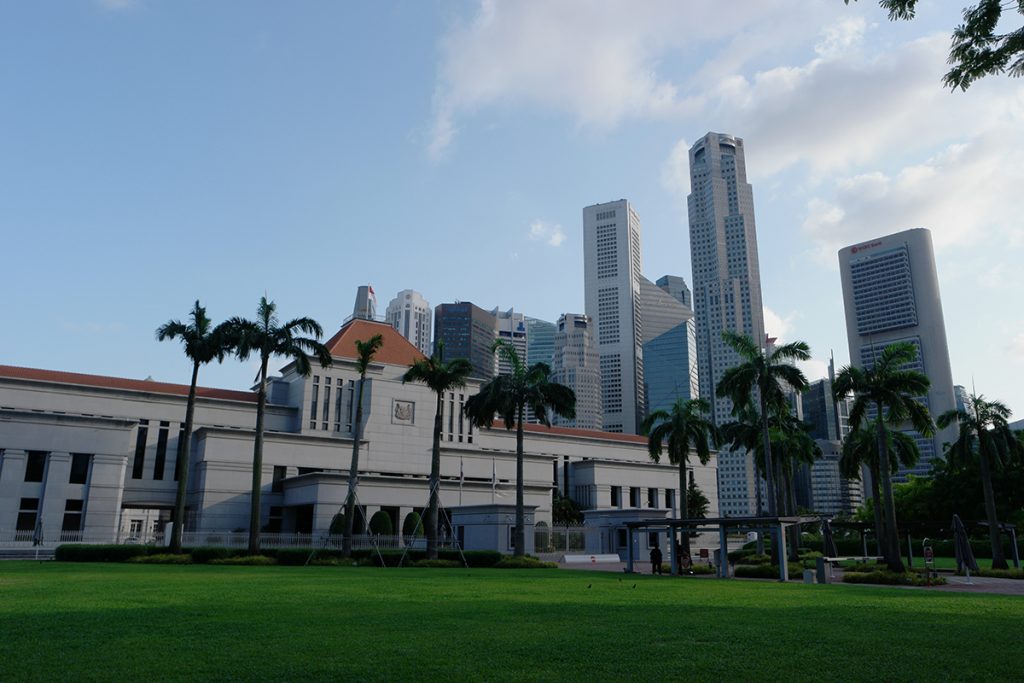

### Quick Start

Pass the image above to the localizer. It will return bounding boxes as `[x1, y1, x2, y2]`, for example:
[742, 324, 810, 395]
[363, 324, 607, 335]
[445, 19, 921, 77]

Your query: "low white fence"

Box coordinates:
[534, 525, 597, 554]
[0, 529, 86, 547]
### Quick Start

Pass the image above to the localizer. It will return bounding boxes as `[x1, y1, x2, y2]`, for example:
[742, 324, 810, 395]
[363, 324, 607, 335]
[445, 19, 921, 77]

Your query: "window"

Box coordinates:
[610, 486, 621, 508]
[62, 500, 84, 532]
[69, 453, 90, 485]
[24, 452, 46, 483]
[630, 487, 641, 508]
[174, 428, 186, 481]
[647, 487, 657, 508]
[272, 466, 287, 493]
[665, 489, 675, 513]
[616, 528, 627, 547]
[322, 377, 331, 430]
[132, 420, 149, 479]
[310, 381, 319, 430]
[648, 532, 659, 548]
[17, 498, 39, 532]
[153, 422, 169, 480]
[267, 506, 283, 533]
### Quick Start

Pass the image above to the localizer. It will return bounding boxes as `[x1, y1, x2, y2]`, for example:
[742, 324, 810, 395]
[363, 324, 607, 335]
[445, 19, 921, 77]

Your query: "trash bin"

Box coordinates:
[803, 568, 816, 584]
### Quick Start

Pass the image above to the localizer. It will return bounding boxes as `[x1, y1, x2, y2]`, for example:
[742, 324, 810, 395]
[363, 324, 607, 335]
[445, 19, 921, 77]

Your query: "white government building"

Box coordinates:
[0, 319, 717, 555]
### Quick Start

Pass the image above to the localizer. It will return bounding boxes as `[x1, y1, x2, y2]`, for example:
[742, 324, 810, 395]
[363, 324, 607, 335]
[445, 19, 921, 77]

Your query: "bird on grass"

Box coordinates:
[587, 583, 592, 589]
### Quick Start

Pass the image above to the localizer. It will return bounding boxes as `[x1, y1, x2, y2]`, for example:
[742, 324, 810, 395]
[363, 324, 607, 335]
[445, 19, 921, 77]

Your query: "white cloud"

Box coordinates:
[660, 138, 691, 201]
[801, 121, 1024, 263]
[763, 306, 794, 343]
[427, 0, 813, 159]
[528, 219, 566, 247]
[798, 358, 830, 383]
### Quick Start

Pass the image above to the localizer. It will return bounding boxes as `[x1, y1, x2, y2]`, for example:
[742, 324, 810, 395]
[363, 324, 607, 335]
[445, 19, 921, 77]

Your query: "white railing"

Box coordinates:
[0, 529, 86, 548]
[534, 525, 595, 553]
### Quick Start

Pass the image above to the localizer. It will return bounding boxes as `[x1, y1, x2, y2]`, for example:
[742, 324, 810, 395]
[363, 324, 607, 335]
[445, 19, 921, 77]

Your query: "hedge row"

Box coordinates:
[733, 563, 805, 580]
[843, 570, 945, 586]
[54, 545, 504, 568]
[745, 536, 1024, 560]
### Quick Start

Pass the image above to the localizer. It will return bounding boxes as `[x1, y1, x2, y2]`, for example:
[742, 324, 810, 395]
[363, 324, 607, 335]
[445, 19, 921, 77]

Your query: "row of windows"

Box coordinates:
[21, 451, 93, 485]
[132, 420, 183, 481]
[16, 496, 84, 534]
[594, 210, 616, 220]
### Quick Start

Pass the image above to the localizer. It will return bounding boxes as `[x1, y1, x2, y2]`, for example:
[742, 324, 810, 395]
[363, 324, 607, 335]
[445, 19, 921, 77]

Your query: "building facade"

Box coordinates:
[525, 317, 556, 367]
[583, 199, 645, 434]
[639, 275, 699, 416]
[688, 132, 766, 517]
[838, 227, 958, 479]
[491, 307, 528, 373]
[385, 289, 432, 356]
[433, 302, 497, 379]
[0, 320, 716, 549]
[551, 313, 602, 431]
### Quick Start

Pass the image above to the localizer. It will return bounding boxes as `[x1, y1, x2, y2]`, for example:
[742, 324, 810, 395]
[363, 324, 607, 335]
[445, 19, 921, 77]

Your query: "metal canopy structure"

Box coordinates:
[624, 515, 819, 582]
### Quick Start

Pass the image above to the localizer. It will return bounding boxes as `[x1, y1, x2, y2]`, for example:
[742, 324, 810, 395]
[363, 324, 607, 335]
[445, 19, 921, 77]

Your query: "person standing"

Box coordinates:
[650, 544, 663, 575]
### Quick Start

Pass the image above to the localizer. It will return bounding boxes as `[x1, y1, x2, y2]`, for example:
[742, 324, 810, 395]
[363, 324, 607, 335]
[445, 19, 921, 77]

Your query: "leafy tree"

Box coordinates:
[156, 301, 235, 554]
[937, 393, 1024, 569]
[226, 296, 331, 555]
[686, 473, 710, 519]
[716, 331, 811, 516]
[402, 342, 474, 559]
[841, 426, 921, 554]
[464, 340, 575, 557]
[341, 334, 383, 557]
[642, 398, 720, 553]
[833, 341, 933, 572]
[552, 490, 584, 525]
[845, 0, 1024, 90]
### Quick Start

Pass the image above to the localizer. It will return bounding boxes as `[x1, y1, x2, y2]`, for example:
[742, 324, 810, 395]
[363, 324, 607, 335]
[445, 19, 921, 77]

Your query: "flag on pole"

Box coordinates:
[491, 457, 496, 503]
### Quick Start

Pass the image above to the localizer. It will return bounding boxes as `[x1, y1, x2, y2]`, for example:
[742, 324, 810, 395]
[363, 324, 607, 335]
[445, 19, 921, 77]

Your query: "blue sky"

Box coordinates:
[2, 1, 1022, 417]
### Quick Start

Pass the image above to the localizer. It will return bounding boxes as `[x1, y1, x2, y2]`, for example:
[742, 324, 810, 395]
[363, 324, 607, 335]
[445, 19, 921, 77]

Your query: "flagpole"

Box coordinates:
[459, 456, 464, 506]
[491, 457, 496, 504]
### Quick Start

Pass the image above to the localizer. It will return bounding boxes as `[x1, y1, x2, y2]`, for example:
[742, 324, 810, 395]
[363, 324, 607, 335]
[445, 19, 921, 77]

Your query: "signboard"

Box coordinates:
[699, 548, 709, 559]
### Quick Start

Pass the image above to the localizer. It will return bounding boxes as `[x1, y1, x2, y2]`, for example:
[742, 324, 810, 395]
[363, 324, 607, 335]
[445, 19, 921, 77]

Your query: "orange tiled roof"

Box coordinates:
[0, 365, 257, 403]
[491, 419, 648, 445]
[323, 319, 426, 367]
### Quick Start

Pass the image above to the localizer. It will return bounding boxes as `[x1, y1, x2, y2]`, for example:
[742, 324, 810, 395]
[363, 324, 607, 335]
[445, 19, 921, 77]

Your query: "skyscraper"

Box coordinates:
[525, 317, 556, 367]
[352, 285, 377, 321]
[638, 275, 699, 416]
[491, 307, 528, 375]
[385, 289, 432, 356]
[583, 199, 645, 434]
[551, 313, 602, 431]
[688, 132, 766, 426]
[688, 132, 766, 516]
[433, 302, 497, 379]
[838, 227, 958, 479]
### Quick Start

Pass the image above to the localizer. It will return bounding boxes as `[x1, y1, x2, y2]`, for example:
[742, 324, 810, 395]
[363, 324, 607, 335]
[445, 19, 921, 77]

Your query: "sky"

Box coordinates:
[2, 1, 1022, 417]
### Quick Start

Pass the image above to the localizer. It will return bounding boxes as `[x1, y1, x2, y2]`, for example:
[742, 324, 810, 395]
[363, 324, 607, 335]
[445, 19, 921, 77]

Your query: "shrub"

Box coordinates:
[843, 570, 946, 586]
[402, 512, 425, 537]
[127, 553, 192, 564]
[274, 548, 346, 566]
[189, 547, 243, 564]
[735, 553, 771, 566]
[689, 563, 716, 575]
[494, 556, 558, 569]
[368, 511, 393, 536]
[977, 568, 1024, 580]
[209, 555, 277, 566]
[55, 544, 151, 563]
[728, 548, 756, 563]
[410, 559, 462, 568]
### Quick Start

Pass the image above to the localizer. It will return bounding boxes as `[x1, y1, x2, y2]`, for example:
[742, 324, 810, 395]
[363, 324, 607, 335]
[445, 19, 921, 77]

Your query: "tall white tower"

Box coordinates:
[688, 132, 766, 517]
[838, 227, 958, 479]
[385, 289, 432, 356]
[583, 199, 645, 434]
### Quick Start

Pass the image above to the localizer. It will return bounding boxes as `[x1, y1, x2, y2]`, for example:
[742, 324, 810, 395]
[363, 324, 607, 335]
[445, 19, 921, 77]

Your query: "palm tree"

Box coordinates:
[840, 426, 920, 556]
[339, 334, 384, 557]
[833, 341, 933, 572]
[402, 342, 474, 559]
[937, 394, 1023, 570]
[226, 296, 332, 555]
[641, 398, 720, 555]
[464, 340, 575, 557]
[156, 301, 235, 554]
[716, 331, 811, 516]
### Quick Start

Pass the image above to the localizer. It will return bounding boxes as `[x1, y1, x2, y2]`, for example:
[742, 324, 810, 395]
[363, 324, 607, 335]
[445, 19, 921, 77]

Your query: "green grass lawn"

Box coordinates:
[1, 562, 1021, 682]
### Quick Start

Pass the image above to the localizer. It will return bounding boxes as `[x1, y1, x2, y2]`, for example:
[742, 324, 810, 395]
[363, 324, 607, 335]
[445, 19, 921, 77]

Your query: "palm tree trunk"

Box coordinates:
[171, 360, 200, 554]
[753, 462, 765, 555]
[875, 410, 904, 572]
[979, 445, 1007, 569]
[426, 390, 443, 560]
[342, 376, 366, 558]
[515, 404, 525, 558]
[679, 461, 690, 555]
[869, 464, 884, 556]
[759, 390, 777, 516]
[248, 358, 269, 556]
[787, 462, 801, 561]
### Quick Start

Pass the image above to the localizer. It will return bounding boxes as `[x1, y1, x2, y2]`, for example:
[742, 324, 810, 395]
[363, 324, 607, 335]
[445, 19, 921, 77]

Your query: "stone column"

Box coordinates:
[41, 452, 71, 541]
[0, 450, 28, 536]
